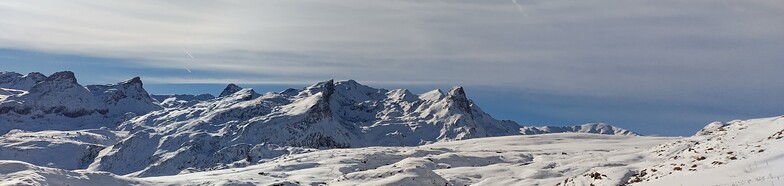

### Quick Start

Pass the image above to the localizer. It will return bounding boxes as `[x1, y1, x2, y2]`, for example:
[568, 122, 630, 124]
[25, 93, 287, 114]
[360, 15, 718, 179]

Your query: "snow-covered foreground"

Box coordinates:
[3, 116, 784, 186]
[142, 134, 678, 186]
[1, 134, 676, 186]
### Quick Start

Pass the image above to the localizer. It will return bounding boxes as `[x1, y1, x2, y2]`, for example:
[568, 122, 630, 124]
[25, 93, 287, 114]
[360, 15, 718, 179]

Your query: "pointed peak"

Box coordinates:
[446, 86, 472, 114]
[226, 83, 241, 89]
[447, 86, 466, 97]
[219, 83, 244, 97]
[447, 86, 470, 103]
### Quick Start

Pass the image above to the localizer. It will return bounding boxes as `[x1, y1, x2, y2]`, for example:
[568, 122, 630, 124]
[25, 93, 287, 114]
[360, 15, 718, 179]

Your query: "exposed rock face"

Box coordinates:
[219, 83, 243, 97]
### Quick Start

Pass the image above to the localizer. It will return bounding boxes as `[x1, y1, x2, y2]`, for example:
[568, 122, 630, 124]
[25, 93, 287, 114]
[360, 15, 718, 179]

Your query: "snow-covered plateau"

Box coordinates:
[1, 71, 782, 186]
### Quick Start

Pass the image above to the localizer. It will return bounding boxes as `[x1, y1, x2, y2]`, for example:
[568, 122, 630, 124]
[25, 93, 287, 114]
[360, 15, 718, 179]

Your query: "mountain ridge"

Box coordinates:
[520, 123, 640, 136]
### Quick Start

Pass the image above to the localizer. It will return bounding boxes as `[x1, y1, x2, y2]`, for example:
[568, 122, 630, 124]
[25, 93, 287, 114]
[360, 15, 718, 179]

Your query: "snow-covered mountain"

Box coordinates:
[0, 71, 161, 134]
[90, 80, 522, 176]
[520, 123, 639, 136]
[0, 71, 46, 90]
[0, 129, 127, 170]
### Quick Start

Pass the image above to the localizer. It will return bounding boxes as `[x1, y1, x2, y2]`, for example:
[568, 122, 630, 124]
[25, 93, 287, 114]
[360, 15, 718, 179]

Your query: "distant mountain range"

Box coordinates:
[520, 123, 639, 136]
[0, 71, 637, 176]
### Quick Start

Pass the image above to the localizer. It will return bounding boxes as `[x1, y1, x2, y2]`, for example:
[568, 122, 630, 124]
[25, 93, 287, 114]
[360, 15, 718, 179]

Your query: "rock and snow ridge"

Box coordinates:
[150, 94, 216, 108]
[89, 80, 524, 176]
[0, 71, 46, 90]
[520, 123, 640, 136]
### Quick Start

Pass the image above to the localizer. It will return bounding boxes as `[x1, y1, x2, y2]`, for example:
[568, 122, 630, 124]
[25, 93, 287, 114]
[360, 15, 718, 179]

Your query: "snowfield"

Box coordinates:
[0, 126, 782, 186]
[1, 71, 783, 185]
[2, 115, 783, 186]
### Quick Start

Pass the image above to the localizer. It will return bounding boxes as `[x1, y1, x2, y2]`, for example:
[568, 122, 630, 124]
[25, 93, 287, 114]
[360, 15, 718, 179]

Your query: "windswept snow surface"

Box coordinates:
[138, 134, 676, 186]
[0, 160, 144, 186]
[0, 129, 127, 170]
[2, 116, 784, 185]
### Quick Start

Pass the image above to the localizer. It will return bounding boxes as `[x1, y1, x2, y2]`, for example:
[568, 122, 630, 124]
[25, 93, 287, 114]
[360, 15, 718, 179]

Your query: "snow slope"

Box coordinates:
[0, 129, 127, 170]
[627, 116, 784, 185]
[0, 160, 144, 186]
[0, 133, 678, 186]
[90, 80, 522, 177]
[520, 123, 640, 136]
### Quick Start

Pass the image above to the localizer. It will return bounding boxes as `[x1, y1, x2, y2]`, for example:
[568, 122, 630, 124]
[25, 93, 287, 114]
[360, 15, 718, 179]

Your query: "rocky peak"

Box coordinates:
[120, 77, 143, 88]
[219, 83, 243, 97]
[447, 86, 472, 114]
[305, 79, 335, 95]
[45, 71, 78, 84]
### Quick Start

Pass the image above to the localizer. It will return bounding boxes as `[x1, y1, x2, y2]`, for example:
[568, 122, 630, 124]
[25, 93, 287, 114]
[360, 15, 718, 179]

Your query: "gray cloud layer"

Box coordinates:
[1, 0, 783, 108]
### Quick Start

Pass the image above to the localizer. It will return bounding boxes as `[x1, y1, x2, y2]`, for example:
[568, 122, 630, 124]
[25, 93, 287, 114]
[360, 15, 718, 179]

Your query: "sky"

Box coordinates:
[1, 0, 783, 136]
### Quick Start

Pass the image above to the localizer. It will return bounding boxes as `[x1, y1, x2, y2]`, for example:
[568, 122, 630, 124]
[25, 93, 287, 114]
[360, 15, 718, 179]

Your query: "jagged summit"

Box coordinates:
[219, 83, 243, 97]
[44, 71, 77, 83]
[446, 86, 472, 114]
[447, 86, 466, 98]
